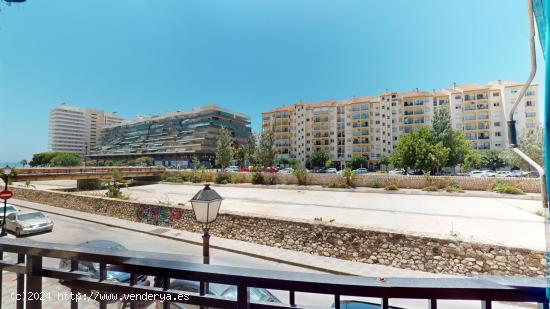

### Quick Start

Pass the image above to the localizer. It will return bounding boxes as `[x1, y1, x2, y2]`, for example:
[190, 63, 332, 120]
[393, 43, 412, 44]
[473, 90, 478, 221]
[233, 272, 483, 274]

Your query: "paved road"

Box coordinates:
[0, 204, 537, 309]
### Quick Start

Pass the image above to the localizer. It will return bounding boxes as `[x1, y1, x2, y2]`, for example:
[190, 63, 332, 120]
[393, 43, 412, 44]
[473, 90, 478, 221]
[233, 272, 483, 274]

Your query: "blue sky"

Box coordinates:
[0, 0, 545, 162]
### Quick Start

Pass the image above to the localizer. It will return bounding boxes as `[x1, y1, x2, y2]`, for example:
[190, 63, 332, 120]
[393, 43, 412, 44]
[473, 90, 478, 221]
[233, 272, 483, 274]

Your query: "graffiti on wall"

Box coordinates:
[135, 205, 183, 226]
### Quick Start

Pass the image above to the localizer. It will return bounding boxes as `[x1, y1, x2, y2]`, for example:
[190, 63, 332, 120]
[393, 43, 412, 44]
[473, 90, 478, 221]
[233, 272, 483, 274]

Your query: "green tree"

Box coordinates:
[215, 126, 233, 170]
[390, 127, 449, 172]
[342, 167, 357, 187]
[500, 127, 544, 169]
[480, 150, 506, 170]
[278, 158, 291, 166]
[306, 149, 330, 169]
[134, 156, 154, 166]
[19, 159, 28, 167]
[324, 158, 333, 169]
[462, 151, 482, 171]
[257, 130, 276, 168]
[431, 108, 471, 168]
[30, 152, 59, 167]
[234, 144, 248, 168]
[349, 156, 369, 169]
[49, 153, 82, 167]
[378, 156, 390, 171]
[246, 134, 258, 167]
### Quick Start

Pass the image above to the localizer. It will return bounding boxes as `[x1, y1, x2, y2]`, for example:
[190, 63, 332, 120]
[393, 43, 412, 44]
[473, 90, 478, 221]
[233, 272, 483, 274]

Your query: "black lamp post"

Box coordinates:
[1, 166, 12, 237]
[190, 184, 222, 297]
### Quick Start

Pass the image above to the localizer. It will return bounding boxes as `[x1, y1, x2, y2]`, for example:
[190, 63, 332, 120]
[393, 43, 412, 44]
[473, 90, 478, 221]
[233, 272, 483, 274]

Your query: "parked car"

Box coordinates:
[326, 168, 338, 173]
[279, 167, 294, 173]
[59, 240, 150, 305]
[239, 166, 249, 172]
[407, 169, 424, 175]
[511, 170, 528, 177]
[155, 279, 281, 308]
[312, 167, 327, 173]
[388, 168, 405, 175]
[354, 168, 368, 175]
[495, 171, 513, 177]
[6, 211, 53, 236]
[264, 167, 279, 173]
[226, 165, 240, 172]
[333, 300, 404, 309]
[0, 204, 19, 223]
[468, 170, 487, 178]
[481, 170, 496, 177]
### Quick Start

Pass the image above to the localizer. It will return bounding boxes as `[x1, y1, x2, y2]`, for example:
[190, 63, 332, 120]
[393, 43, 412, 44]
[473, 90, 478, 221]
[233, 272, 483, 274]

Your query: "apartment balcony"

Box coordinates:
[403, 102, 414, 107]
[477, 115, 490, 120]
[478, 134, 490, 140]
[477, 125, 490, 130]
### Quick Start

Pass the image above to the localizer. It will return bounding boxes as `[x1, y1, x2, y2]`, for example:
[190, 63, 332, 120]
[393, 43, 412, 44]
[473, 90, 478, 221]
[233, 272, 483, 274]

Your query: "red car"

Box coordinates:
[239, 166, 249, 172]
[264, 167, 279, 173]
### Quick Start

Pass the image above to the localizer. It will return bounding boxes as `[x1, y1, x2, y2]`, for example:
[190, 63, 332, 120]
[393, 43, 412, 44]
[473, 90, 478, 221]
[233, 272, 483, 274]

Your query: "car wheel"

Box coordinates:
[15, 228, 21, 237]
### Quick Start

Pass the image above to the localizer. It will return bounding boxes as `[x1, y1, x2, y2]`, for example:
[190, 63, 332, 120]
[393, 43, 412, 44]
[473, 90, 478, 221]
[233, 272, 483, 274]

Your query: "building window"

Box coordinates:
[493, 102, 500, 107]
[492, 92, 500, 97]
[495, 132, 501, 137]
[494, 122, 500, 127]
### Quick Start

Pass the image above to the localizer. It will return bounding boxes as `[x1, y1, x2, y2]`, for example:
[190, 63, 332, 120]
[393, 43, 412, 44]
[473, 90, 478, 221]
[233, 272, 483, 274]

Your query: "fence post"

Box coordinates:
[26, 255, 43, 309]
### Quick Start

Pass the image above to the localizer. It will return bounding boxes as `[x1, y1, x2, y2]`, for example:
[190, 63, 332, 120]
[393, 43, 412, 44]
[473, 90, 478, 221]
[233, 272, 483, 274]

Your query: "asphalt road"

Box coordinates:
[0, 205, 536, 309]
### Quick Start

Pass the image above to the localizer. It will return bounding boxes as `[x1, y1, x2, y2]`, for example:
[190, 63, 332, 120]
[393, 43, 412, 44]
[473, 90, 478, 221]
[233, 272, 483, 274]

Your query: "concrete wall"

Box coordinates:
[10, 187, 545, 277]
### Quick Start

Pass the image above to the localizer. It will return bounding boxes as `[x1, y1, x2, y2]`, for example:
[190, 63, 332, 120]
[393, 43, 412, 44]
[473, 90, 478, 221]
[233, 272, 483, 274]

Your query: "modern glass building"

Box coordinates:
[89, 105, 251, 167]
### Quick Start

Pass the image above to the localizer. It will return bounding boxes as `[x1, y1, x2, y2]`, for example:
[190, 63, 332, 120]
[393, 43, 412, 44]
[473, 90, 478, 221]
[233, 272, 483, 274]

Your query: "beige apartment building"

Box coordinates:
[49, 103, 124, 157]
[262, 81, 539, 168]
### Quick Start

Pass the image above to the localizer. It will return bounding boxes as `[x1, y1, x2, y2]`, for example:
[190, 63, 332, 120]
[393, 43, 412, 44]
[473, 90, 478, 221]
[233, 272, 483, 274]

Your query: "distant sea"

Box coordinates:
[0, 162, 21, 168]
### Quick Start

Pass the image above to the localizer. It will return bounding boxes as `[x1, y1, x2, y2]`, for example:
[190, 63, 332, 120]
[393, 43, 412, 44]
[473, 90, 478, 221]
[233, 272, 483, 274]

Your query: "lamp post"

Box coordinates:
[1, 166, 12, 237]
[190, 184, 222, 297]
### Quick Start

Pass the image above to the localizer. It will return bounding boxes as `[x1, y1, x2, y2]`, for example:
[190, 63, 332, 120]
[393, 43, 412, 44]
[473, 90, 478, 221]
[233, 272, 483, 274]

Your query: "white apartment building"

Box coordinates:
[262, 81, 539, 168]
[49, 103, 124, 156]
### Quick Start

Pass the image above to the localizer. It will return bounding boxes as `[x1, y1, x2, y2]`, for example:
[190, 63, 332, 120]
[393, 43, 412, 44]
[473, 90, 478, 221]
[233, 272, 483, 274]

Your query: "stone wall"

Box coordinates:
[11, 187, 545, 277]
[164, 171, 542, 193]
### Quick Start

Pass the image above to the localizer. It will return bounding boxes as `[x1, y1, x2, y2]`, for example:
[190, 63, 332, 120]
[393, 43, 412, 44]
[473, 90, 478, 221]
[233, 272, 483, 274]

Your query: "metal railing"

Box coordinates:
[0, 238, 548, 309]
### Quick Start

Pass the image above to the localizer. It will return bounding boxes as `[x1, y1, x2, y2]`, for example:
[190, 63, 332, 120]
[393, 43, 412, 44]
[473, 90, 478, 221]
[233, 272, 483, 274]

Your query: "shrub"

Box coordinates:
[341, 167, 357, 188]
[326, 182, 349, 189]
[252, 172, 265, 185]
[293, 168, 309, 185]
[229, 173, 247, 184]
[384, 184, 399, 191]
[445, 183, 464, 193]
[215, 173, 230, 184]
[422, 185, 439, 192]
[161, 171, 184, 183]
[492, 182, 525, 195]
[105, 182, 127, 199]
[368, 180, 381, 188]
[265, 173, 277, 185]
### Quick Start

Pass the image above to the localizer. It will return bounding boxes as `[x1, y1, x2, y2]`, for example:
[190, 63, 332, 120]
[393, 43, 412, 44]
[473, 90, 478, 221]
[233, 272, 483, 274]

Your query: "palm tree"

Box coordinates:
[20, 159, 28, 167]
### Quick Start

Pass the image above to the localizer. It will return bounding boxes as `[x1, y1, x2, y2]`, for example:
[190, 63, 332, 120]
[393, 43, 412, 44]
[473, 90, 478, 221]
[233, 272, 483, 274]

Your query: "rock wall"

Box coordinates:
[10, 187, 545, 277]
[165, 171, 542, 193]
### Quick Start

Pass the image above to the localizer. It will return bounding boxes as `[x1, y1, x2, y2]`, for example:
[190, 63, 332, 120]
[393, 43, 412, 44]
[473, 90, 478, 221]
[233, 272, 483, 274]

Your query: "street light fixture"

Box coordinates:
[190, 184, 222, 299]
[1, 166, 12, 237]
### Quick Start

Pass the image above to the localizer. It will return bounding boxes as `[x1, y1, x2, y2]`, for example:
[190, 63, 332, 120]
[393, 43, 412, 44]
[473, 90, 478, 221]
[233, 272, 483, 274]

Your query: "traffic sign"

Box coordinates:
[0, 190, 13, 200]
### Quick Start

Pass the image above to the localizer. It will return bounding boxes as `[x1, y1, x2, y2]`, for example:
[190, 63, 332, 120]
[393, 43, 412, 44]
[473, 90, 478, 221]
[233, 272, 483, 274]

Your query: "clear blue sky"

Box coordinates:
[0, 0, 545, 162]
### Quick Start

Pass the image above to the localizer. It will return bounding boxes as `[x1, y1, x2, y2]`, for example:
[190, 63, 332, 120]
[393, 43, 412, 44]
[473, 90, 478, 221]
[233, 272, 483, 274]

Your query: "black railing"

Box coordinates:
[0, 238, 548, 309]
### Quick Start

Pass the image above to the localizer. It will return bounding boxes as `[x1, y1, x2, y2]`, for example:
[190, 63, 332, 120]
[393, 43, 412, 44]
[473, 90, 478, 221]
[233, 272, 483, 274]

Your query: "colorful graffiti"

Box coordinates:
[135, 205, 183, 226]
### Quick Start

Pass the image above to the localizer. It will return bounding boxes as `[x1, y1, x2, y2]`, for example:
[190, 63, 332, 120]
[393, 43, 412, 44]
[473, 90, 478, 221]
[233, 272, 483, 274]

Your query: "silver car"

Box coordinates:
[6, 211, 53, 236]
[0, 204, 20, 223]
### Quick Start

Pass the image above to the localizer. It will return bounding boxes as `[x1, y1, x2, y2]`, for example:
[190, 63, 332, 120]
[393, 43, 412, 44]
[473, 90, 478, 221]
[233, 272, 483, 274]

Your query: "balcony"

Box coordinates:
[0, 238, 547, 309]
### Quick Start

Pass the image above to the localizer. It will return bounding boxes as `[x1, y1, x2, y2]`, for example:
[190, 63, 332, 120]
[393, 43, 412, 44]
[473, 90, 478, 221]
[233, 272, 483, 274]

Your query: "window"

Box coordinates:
[494, 122, 500, 127]
[455, 95, 461, 100]
[493, 102, 500, 107]
[495, 132, 501, 137]
[492, 92, 500, 97]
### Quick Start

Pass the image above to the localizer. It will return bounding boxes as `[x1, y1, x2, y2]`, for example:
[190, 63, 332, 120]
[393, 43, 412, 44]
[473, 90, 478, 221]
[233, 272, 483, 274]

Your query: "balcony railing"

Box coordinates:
[0, 238, 548, 309]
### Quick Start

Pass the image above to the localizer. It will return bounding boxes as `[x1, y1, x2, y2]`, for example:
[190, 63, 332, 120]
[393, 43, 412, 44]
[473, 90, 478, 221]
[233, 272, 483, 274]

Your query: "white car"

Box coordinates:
[326, 168, 338, 173]
[496, 171, 512, 177]
[6, 211, 54, 236]
[388, 168, 405, 175]
[469, 170, 486, 177]
[0, 204, 20, 223]
[354, 168, 368, 175]
[482, 170, 496, 177]
[226, 166, 240, 172]
[279, 167, 294, 173]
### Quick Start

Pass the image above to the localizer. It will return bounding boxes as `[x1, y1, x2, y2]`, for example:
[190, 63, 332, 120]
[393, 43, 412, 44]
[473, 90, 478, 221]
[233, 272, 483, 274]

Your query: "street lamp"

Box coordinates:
[190, 184, 222, 299]
[190, 184, 222, 264]
[1, 166, 12, 237]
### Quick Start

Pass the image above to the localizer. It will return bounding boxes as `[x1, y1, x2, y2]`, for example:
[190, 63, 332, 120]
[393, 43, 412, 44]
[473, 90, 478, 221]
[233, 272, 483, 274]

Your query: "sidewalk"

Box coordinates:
[10, 198, 454, 279]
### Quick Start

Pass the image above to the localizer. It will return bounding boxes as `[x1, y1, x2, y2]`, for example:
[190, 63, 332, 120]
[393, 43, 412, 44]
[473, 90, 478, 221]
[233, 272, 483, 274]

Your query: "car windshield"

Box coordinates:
[18, 213, 45, 221]
[3, 206, 16, 212]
